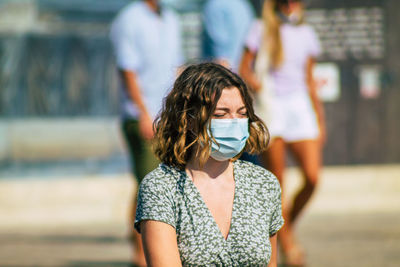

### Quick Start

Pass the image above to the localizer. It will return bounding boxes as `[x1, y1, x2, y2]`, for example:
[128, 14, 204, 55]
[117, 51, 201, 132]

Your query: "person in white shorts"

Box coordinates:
[239, 0, 326, 265]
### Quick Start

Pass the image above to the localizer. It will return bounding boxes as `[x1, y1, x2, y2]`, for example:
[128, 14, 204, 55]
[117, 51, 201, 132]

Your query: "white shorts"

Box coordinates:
[267, 91, 319, 143]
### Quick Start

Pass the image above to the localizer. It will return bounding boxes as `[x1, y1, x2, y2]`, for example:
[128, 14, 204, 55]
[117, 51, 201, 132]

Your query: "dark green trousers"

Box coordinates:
[121, 119, 159, 183]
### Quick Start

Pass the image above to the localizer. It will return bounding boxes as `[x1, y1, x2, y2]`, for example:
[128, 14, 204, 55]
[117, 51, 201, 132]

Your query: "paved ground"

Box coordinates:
[0, 164, 399, 267]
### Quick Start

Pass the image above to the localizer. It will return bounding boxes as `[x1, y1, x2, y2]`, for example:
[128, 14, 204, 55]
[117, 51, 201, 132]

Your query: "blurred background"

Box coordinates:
[0, 0, 399, 266]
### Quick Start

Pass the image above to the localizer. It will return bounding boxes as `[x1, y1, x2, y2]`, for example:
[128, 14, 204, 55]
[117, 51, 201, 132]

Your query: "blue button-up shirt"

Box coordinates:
[202, 0, 255, 71]
[110, 1, 184, 119]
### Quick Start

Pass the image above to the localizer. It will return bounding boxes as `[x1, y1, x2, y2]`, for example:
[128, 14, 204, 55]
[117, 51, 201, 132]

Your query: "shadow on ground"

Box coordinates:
[0, 234, 127, 245]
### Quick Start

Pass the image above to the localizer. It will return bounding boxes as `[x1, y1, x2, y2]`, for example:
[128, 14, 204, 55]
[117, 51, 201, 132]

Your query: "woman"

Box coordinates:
[134, 63, 284, 266]
[239, 0, 326, 266]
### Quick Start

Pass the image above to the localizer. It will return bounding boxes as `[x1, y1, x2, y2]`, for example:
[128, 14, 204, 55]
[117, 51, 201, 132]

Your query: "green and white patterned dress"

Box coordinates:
[135, 160, 284, 266]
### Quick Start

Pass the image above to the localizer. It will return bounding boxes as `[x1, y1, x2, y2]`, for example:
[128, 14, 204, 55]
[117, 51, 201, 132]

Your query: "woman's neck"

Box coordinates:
[186, 158, 233, 181]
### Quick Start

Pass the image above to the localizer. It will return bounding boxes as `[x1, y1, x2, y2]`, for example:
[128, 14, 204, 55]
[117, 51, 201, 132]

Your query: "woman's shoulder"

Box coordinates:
[235, 160, 279, 186]
[245, 19, 264, 52]
[249, 19, 264, 34]
[298, 23, 318, 36]
[140, 163, 183, 192]
[235, 159, 281, 199]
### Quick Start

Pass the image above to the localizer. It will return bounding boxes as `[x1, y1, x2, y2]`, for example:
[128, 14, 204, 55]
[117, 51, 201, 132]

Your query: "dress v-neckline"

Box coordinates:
[184, 162, 238, 242]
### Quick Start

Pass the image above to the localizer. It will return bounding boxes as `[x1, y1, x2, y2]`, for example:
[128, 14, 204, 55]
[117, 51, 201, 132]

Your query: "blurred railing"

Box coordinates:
[0, 0, 204, 117]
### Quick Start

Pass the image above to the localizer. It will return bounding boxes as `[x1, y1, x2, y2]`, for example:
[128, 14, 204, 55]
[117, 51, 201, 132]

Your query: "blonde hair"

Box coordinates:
[262, 0, 305, 68]
[153, 63, 269, 170]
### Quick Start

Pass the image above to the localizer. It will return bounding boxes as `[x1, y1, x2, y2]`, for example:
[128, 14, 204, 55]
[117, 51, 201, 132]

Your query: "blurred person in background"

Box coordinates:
[135, 62, 283, 266]
[239, 0, 325, 265]
[202, 0, 255, 71]
[202, 0, 261, 165]
[110, 0, 183, 265]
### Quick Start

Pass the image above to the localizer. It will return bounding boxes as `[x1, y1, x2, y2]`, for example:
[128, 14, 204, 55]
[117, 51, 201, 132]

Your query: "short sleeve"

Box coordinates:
[307, 26, 321, 58]
[109, 12, 141, 71]
[245, 20, 263, 53]
[269, 178, 284, 236]
[134, 172, 176, 233]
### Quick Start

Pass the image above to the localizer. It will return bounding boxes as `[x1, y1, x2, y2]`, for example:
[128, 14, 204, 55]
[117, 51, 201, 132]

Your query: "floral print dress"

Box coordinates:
[135, 160, 284, 266]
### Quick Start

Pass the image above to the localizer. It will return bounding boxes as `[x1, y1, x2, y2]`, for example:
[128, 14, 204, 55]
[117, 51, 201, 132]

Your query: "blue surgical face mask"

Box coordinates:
[209, 118, 250, 161]
[278, 11, 302, 25]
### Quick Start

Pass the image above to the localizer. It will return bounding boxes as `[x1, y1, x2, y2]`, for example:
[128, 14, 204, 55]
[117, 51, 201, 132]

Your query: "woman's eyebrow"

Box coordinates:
[215, 107, 230, 111]
[214, 106, 247, 112]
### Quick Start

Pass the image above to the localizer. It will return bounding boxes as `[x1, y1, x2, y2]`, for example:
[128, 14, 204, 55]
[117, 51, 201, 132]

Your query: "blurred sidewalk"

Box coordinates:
[0, 164, 399, 267]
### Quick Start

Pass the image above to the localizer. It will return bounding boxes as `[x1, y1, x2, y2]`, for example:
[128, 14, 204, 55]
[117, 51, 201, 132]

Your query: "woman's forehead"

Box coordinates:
[216, 87, 245, 106]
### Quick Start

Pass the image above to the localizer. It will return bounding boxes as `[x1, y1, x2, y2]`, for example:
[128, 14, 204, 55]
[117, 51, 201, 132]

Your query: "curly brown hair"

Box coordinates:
[153, 62, 269, 170]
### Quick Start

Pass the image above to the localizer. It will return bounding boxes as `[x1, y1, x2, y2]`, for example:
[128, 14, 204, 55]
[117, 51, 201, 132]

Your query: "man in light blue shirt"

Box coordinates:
[110, 0, 183, 265]
[202, 0, 259, 165]
[202, 0, 255, 71]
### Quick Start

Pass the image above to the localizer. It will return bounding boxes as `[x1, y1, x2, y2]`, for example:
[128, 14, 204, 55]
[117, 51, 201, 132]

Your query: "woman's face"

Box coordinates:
[279, 0, 303, 16]
[212, 87, 247, 120]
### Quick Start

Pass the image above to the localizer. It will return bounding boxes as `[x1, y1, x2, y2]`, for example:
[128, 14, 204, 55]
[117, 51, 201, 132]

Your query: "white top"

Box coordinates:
[246, 21, 321, 96]
[110, 1, 184, 119]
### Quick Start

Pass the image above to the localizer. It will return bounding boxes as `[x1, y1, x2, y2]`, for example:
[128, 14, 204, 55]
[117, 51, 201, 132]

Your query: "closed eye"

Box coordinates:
[238, 107, 247, 117]
[213, 113, 226, 118]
